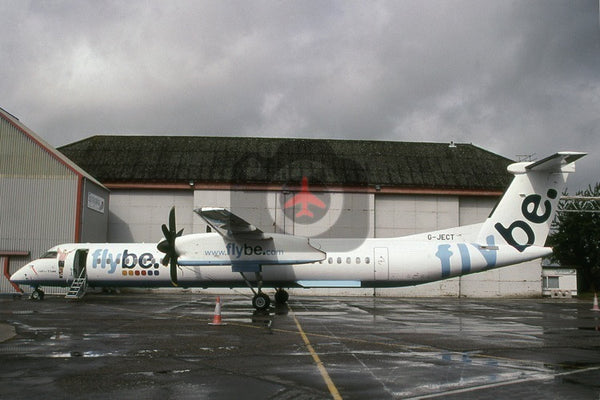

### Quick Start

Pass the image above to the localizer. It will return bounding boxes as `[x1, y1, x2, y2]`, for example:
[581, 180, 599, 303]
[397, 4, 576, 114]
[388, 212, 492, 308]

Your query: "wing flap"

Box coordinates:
[195, 207, 271, 240]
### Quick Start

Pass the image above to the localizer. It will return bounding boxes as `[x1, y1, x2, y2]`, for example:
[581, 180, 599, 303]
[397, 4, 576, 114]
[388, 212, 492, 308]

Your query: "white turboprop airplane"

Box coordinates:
[11, 152, 585, 309]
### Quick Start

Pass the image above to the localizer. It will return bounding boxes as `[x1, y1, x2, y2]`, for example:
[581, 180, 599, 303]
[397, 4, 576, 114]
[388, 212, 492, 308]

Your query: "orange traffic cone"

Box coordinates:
[209, 296, 226, 325]
[592, 293, 600, 312]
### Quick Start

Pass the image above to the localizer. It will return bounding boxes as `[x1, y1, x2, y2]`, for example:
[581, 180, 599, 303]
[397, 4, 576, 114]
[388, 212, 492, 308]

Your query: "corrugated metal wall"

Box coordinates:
[0, 113, 78, 294]
[80, 178, 109, 243]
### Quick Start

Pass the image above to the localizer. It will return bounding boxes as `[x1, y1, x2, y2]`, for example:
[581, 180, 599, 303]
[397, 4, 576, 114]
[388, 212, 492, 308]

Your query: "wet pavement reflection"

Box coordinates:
[1, 293, 599, 399]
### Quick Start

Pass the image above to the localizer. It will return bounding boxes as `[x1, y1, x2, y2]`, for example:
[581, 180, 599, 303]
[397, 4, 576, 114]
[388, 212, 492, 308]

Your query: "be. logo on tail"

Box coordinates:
[494, 189, 557, 252]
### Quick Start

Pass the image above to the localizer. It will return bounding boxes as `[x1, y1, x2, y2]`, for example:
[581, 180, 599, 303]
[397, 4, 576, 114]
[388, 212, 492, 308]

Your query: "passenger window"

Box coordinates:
[346, 257, 351, 264]
[356, 257, 361, 264]
[337, 257, 342, 264]
[328, 257, 333, 264]
[365, 257, 370, 264]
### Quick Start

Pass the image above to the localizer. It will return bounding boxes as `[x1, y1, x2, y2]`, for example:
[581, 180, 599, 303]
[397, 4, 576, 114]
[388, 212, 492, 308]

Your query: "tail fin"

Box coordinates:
[477, 152, 586, 251]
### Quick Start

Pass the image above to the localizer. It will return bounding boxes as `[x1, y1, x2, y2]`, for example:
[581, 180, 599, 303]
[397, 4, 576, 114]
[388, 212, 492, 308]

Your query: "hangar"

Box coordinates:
[56, 135, 545, 297]
[0, 108, 109, 294]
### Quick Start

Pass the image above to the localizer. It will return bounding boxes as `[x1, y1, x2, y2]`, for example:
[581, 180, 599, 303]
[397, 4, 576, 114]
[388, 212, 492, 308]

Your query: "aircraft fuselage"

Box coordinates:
[11, 234, 550, 290]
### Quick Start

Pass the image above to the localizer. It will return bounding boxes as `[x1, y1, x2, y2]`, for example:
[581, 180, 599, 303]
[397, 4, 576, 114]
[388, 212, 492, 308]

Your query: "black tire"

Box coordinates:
[274, 289, 289, 304]
[31, 289, 44, 301]
[252, 293, 271, 310]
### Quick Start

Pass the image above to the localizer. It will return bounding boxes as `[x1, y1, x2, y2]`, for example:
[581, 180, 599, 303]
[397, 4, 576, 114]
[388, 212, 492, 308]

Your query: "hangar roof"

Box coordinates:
[58, 136, 513, 193]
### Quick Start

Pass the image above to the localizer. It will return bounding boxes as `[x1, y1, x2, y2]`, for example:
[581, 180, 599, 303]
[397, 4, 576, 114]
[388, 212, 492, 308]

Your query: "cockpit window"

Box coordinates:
[41, 251, 58, 259]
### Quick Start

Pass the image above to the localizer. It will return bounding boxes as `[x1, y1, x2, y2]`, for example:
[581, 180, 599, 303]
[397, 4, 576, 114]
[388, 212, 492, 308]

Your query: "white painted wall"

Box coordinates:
[375, 195, 459, 238]
[108, 190, 194, 243]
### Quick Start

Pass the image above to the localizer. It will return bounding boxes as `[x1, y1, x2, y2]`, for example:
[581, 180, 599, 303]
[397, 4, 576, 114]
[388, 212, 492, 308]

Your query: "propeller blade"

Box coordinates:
[169, 207, 176, 233]
[157, 239, 169, 254]
[170, 258, 178, 286]
[161, 224, 171, 240]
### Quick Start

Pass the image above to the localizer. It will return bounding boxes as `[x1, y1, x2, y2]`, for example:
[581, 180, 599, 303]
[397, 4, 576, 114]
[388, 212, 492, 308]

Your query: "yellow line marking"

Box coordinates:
[289, 305, 343, 400]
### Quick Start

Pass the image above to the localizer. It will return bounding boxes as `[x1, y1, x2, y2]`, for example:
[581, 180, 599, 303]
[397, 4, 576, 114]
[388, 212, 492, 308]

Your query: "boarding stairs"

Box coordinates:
[65, 270, 87, 299]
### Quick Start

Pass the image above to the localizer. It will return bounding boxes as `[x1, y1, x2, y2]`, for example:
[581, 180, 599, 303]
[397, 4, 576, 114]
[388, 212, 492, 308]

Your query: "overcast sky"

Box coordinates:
[2, 1, 598, 191]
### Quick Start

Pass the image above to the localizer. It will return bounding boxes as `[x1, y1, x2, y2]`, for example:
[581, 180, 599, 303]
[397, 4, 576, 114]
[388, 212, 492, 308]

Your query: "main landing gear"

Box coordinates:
[252, 292, 270, 310]
[274, 289, 289, 304]
[240, 272, 289, 310]
[252, 289, 289, 310]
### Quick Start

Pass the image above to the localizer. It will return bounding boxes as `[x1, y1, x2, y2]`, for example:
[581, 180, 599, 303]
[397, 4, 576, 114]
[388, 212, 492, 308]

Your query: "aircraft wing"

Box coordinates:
[195, 207, 271, 240]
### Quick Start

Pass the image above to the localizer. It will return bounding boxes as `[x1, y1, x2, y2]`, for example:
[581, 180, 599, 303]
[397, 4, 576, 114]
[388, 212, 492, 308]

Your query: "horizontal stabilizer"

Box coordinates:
[520, 152, 586, 173]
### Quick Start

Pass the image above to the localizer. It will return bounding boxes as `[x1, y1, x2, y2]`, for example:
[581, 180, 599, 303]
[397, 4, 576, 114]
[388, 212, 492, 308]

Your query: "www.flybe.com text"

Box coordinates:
[205, 243, 285, 259]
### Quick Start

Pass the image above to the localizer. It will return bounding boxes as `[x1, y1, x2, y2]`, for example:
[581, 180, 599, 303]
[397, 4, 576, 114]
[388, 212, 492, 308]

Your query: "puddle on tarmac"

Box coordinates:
[83, 333, 131, 340]
[125, 369, 191, 377]
[578, 326, 600, 332]
[45, 350, 120, 358]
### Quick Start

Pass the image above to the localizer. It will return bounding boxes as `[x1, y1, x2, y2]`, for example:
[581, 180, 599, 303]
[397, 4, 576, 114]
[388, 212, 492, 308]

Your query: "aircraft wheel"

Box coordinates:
[275, 289, 289, 304]
[30, 289, 44, 301]
[252, 293, 271, 310]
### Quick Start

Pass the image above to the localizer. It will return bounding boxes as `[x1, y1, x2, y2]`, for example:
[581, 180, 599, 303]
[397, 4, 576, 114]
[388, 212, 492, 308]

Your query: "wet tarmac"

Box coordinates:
[1, 292, 599, 399]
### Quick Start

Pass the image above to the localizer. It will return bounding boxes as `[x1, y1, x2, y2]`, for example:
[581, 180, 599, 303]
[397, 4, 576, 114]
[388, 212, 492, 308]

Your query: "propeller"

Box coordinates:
[157, 207, 184, 285]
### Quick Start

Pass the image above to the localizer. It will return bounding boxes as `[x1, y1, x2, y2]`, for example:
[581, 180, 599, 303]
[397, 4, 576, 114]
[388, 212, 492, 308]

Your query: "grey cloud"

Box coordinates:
[1, 0, 598, 189]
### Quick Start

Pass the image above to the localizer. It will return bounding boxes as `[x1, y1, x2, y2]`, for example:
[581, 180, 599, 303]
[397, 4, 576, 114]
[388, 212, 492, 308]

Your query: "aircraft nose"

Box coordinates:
[10, 266, 30, 284]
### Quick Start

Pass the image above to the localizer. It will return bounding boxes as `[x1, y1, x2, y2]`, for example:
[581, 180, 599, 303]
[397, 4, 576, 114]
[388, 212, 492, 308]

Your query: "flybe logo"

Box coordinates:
[494, 189, 557, 252]
[91, 249, 160, 275]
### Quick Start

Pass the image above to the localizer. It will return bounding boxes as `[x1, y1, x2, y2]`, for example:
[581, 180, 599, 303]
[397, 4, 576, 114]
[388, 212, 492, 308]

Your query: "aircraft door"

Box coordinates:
[374, 247, 389, 280]
[73, 249, 88, 280]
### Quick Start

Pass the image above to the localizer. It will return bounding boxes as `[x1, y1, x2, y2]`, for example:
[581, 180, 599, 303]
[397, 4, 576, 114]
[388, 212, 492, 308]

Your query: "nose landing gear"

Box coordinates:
[30, 287, 45, 301]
